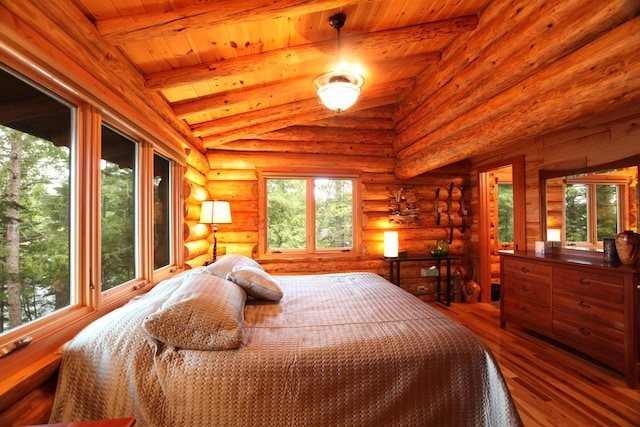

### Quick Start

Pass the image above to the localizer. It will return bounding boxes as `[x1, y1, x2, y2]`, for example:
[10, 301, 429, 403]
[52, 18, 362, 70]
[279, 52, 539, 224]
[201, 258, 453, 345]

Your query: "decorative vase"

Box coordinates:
[431, 239, 449, 257]
[615, 230, 640, 265]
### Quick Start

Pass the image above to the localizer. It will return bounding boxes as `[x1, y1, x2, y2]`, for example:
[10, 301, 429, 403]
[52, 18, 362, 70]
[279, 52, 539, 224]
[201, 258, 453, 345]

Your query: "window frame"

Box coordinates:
[563, 176, 628, 247]
[258, 169, 362, 259]
[0, 57, 184, 376]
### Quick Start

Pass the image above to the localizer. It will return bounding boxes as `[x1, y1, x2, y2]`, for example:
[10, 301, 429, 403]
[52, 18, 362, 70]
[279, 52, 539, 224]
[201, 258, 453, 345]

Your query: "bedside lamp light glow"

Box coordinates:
[384, 231, 399, 258]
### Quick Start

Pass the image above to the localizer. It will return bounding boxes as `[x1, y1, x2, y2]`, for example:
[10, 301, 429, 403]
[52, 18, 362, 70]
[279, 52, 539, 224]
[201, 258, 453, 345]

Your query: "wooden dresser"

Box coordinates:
[500, 250, 639, 388]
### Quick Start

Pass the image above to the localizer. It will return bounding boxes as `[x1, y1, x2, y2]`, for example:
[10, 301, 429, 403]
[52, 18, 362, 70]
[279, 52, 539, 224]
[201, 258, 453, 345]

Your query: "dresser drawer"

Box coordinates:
[503, 257, 552, 284]
[552, 309, 625, 371]
[503, 276, 551, 305]
[553, 288, 624, 330]
[503, 299, 551, 333]
[553, 267, 624, 303]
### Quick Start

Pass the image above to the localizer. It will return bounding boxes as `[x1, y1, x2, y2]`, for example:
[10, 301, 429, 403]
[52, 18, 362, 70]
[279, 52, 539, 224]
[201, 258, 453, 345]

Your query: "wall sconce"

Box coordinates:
[383, 231, 399, 258]
[200, 200, 232, 262]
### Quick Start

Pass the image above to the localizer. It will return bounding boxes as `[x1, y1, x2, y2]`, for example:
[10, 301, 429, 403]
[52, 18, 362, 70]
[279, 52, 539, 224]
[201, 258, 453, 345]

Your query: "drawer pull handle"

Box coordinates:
[578, 278, 591, 286]
[521, 267, 530, 273]
[578, 301, 591, 310]
[520, 285, 530, 292]
[520, 306, 530, 313]
[579, 327, 591, 337]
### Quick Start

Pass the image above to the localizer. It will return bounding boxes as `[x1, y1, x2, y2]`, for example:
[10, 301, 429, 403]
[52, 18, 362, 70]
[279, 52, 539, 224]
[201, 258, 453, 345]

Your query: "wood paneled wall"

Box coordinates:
[184, 112, 472, 296]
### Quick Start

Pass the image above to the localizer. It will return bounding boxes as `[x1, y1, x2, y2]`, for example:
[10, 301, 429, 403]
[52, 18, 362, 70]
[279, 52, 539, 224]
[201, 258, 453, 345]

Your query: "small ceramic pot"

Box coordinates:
[615, 230, 640, 265]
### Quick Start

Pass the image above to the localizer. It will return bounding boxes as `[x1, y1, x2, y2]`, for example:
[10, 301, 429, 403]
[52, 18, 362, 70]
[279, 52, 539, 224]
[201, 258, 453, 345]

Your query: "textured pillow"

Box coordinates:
[142, 274, 246, 350]
[203, 254, 263, 279]
[226, 266, 283, 302]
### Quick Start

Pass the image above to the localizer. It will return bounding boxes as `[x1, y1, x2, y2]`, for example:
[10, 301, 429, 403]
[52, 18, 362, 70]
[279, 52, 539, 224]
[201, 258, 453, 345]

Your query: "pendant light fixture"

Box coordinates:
[314, 13, 365, 114]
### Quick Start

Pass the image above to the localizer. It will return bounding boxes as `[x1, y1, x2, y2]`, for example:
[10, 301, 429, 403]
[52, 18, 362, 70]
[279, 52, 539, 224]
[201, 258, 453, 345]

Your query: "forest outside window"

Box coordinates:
[262, 174, 359, 256]
[0, 67, 74, 334]
[0, 61, 181, 347]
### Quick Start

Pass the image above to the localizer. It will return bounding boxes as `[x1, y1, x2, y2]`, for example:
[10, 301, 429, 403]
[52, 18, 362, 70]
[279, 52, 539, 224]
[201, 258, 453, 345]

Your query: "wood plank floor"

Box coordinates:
[430, 302, 640, 427]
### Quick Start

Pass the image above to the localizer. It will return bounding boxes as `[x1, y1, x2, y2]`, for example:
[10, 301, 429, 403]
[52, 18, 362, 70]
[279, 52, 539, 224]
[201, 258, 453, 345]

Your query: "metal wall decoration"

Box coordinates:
[435, 183, 467, 243]
[389, 188, 419, 223]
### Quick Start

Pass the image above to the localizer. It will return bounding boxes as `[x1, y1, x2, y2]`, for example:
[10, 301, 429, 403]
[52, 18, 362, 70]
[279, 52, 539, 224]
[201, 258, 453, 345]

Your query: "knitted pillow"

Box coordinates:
[203, 254, 263, 279]
[226, 266, 283, 302]
[142, 274, 246, 350]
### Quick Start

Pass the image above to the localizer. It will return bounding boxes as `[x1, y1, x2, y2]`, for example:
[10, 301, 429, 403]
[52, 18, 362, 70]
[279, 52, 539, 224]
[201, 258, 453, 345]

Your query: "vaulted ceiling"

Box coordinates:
[53, 1, 640, 175]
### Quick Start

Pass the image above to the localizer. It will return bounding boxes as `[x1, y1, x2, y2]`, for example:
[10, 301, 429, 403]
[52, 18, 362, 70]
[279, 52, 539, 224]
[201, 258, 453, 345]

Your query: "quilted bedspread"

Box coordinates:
[50, 271, 522, 426]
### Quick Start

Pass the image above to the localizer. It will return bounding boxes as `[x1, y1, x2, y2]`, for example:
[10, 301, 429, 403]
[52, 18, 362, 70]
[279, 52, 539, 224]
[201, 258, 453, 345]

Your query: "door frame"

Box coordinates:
[478, 156, 526, 302]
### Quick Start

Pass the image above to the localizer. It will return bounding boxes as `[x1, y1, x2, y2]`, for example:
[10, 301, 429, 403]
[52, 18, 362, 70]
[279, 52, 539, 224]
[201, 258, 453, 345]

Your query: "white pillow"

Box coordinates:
[203, 254, 263, 279]
[142, 274, 246, 350]
[226, 266, 283, 302]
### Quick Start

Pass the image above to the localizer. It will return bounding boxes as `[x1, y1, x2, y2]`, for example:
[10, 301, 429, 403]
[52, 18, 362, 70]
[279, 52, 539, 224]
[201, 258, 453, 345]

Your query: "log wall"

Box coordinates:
[195, 113, 472, 296]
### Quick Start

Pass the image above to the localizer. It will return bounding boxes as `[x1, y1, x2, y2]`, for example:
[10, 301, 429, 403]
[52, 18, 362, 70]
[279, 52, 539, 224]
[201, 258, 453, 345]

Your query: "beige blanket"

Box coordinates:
[50, 271, 521, 426]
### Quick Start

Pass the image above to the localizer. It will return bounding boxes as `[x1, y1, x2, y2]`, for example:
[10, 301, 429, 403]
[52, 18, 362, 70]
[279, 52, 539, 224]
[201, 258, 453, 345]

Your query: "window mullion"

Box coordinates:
[307, 178, 316, 253]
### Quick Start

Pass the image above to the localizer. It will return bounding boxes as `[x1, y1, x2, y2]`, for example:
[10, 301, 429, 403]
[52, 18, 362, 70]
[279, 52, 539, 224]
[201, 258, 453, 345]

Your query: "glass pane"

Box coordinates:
[266, 179, 306, 250]
[497, 183, 514, 244]
[565, 183, 588, 242]
[0, 68, 72, 333]
[596, 184, 618, 241]
[101, 125, 136, 290]
[153, 154, 171, 269]
[315, 179, 353, 249]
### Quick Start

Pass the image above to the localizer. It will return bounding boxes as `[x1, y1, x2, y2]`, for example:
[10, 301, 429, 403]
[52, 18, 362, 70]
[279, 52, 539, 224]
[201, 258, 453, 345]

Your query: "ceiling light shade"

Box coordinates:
[314, 71, 364, 113]
[315, 13, 365, 114]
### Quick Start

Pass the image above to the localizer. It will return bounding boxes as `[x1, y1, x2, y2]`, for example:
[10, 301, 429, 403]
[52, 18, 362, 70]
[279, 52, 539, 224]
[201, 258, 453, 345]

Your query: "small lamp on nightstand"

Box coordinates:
[200, 200, 232, 262]
[383, 231, 399, 258]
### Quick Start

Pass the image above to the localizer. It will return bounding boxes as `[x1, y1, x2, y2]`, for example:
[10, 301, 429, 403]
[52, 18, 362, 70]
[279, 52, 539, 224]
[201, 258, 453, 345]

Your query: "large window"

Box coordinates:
[263, 174, 358, 255]
[0, 68, 73, 333]
[0, 64, 180, 342]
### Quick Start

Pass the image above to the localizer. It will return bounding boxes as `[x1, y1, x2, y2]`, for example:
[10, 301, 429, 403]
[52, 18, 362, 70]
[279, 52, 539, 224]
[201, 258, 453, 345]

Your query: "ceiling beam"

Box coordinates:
[144, 16, 476, 90]
[173, 53, 437, 121]
[195, 79, 413, 143]
[97, 0, 380, 45]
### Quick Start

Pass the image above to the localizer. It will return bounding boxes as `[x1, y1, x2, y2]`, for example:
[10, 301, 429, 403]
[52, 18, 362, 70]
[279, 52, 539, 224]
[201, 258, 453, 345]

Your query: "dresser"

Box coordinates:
[500, 250, 639, 388]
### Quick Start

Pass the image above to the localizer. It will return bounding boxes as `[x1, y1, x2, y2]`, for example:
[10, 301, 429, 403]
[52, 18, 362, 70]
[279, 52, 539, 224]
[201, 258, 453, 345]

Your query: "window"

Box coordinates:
[153, 154, 171, 269]
[0, 67, 73, 333]
[0, 61, 182, 351]
[101, 125, 137, 290]
[262, 173, 359, 255]
[497, 183, 514, 245]
[565, 180, 622, 245]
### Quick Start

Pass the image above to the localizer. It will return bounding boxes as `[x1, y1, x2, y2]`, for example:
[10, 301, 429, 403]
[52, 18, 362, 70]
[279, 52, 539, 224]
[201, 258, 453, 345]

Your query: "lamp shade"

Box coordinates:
[547, 228, 561, 241]
[314, 70, 365, 113]
[383, 231, 399, 258]
[200, 200, 232, 224]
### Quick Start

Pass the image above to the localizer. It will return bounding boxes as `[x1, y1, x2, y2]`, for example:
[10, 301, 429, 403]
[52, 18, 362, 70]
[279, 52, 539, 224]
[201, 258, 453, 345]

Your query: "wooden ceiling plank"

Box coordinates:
[97, 0, 380, 45]
[254, 126, 395, 144]
[144, 16, 475, 90]
[202, 93, 400, 147]
[194, 79, 413, 140]
[394, 16, 640, 178]
[214, 139, 395, 157]
[393, 0, 639, 152]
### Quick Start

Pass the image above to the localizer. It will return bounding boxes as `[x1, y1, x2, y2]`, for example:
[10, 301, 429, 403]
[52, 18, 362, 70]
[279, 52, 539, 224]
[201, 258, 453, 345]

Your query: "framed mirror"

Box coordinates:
[540, 155, 639, 249]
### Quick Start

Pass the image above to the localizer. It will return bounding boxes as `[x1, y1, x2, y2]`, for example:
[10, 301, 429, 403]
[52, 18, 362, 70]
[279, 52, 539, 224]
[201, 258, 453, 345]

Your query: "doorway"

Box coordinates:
[478, 157, 525, 303]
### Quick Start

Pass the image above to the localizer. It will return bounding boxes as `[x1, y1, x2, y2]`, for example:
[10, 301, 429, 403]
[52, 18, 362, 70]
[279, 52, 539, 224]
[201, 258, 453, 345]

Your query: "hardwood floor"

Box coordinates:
[430, 302, 640, 427]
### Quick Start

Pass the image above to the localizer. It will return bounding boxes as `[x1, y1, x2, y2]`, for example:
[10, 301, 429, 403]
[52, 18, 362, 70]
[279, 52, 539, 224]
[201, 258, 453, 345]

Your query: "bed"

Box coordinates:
[49, 254, 522, 426]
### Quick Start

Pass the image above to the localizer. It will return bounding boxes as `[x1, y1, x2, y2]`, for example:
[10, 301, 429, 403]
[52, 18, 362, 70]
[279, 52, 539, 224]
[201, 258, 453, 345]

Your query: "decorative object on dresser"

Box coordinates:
[500, 250, 639, 388]
[615, 230, 640, 265]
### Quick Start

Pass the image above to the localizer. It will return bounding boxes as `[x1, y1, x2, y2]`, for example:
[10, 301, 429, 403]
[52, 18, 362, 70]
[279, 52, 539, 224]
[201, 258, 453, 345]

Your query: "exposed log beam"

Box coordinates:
[394, 16, 640, 179]
[196, 79, 413, 144]
[202, 93, 401, 148]
[255, 126, 395, 144]
[173, 54, 434, 121]
[144, 16, 476, 90]
[97, 0, 380, 45]
[217, 139, 394, 157]
[393, 0, 639, 152]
